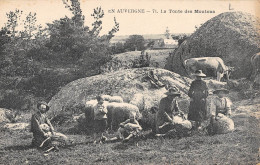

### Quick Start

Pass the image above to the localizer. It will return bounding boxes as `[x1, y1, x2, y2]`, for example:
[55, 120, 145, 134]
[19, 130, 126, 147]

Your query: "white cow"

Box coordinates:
[183, 57, 233, 81]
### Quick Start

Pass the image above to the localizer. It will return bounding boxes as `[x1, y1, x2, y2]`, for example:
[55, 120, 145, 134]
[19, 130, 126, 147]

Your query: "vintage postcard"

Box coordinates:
[0, 0, 259, 164]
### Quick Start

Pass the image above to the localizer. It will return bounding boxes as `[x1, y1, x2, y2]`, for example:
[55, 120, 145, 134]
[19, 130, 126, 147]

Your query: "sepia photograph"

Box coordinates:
[0, 0, 259, 164]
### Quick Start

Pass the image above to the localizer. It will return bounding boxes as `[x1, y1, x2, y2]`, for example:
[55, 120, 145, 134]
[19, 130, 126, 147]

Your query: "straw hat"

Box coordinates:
[165, 87, 181, 96]
[193, 70, 206, 77]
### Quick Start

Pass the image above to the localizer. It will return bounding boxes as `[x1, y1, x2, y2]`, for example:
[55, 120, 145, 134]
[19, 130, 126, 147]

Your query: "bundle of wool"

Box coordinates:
[210, 114, 234, 134]
[172, 116, 192, 129]
[40, 124, 50, 132]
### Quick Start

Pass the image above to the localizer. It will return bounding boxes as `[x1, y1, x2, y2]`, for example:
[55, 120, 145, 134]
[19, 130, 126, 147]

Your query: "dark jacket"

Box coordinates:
[188, 79, 209, 122]
[156, 96, 184, 133]
[30, 111, 54, 146]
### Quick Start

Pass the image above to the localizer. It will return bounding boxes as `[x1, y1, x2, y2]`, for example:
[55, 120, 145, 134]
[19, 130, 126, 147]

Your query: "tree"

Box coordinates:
[171, 34, 189, 46]
[46, 0, 119, 76]
[0, 10, 45, 77]
[110, 42, 125, 54]
[5, 9, 23, 37]
[164, 27, 170, 39]
[124, 35, 145, 51]
[23, 12, 38, 39]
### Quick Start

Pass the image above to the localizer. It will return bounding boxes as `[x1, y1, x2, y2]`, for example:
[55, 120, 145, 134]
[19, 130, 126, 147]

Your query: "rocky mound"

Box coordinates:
[165, 12, 260, 78]
[101, 50, 173, 73]
[48, 68, 191, 117]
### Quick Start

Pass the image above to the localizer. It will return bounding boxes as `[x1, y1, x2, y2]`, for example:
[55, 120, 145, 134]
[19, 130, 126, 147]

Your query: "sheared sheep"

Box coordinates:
[102, 95, 123, 103]
[129, 93, 145, 111]
[208, 114, 234, 135]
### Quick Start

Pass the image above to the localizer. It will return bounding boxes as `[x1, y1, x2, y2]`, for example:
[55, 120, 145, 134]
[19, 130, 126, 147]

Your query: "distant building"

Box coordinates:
[152, 38, 178, 49]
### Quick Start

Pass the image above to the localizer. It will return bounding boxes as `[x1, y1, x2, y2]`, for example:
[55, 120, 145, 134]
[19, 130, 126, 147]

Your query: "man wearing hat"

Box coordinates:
[212, 88, 232, 117]
[155, 86, 186, 135]
[31, 101, 68, 152]
[187, 70, 209, 130]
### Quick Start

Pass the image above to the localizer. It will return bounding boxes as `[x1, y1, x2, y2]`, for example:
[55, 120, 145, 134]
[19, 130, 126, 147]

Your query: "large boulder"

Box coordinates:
[165, 12, 260, 78]
[49, 68, 192, 117]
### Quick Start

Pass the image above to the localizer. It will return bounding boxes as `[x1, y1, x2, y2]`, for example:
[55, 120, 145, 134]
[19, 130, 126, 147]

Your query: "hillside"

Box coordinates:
[165, 12, 260, 78]
[101, 50, 173, 73]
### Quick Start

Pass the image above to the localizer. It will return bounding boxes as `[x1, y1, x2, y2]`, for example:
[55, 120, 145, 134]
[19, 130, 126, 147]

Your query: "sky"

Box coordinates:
[0, 0, 259, 36]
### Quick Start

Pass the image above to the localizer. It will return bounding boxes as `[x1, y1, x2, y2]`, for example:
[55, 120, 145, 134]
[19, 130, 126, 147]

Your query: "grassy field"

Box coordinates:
[0, 95, 259, 165]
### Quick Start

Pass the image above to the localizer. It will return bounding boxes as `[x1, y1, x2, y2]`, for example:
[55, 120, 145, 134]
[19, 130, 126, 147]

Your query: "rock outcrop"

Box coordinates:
[165, 12, 260, 78]
[48, 68, 191, 117]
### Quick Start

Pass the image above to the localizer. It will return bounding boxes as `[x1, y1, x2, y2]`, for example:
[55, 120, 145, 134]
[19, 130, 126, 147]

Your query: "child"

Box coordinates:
[117, 113, 142, 142]
[212, 88, 232, 118]
[187, 70, 209, 130]
[207, 88, 233, 135]
[93, 95, 108, 144]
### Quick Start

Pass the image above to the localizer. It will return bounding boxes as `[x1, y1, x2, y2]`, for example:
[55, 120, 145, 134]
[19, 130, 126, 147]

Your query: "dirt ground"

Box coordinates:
[0, 90, 259, 165]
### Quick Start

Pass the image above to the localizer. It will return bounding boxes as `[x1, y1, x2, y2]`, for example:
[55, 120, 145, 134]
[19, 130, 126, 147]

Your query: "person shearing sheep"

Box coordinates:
[108, 113, 142, 143]
[118, 113, 142, 142]
[30, 101, 68, 153]
[155, 87, 192, 137]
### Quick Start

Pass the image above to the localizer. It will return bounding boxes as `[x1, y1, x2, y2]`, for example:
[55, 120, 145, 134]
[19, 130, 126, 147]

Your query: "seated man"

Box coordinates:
[155, 87, 192, 138]
[31, 101, 69, 152]
[117, 113, 142, 142]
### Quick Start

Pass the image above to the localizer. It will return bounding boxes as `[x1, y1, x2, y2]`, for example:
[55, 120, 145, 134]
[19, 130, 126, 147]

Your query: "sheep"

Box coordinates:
[107, 102, 142, 130]
[85, 99, 97, 124]
[101, 95, 111, 102]
[208, 113, 234, 135]
[85, 100, 142, 131]
[102, 95, 123, 103]
[129, 93, 145, 111]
